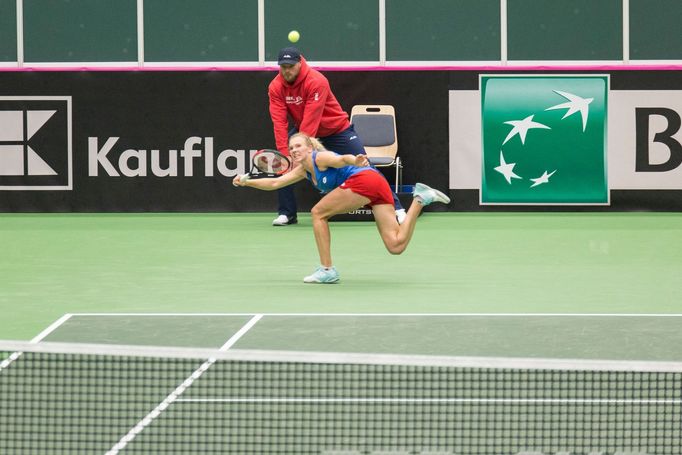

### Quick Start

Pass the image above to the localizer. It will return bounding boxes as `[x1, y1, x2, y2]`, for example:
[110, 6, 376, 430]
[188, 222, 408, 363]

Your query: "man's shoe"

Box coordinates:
[303, 266, 340, 284]
[395, 209, 407, 224]
[412, 183, 451, 206]
[272, 214, 298, 226]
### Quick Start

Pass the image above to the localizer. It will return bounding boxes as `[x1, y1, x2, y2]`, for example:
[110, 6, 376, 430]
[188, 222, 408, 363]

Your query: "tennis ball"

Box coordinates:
[288, 30, 300, 43]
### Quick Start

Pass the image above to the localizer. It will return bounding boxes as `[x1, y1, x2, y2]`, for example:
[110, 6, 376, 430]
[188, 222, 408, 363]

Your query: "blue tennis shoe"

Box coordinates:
[412, 183, 451, 206]
[303, 266, 340, 284]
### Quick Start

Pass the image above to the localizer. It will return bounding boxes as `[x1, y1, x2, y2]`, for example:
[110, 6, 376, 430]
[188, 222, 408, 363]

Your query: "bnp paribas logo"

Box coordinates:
[0, 97, 72, 190]
[481, 75, 608, 205]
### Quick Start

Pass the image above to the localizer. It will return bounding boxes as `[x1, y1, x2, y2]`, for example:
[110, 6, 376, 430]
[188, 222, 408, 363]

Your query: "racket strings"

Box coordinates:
[254, 151, 290, 175]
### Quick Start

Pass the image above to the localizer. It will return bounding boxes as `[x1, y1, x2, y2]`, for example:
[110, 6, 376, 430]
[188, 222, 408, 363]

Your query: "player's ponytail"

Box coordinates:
[308, 136, 327, 151]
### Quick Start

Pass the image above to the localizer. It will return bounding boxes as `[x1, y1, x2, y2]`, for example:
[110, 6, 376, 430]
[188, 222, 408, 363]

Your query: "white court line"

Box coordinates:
[105, 314, 263, 455]
[30, 314, 75, 343]
[68, 313, 682, 317]
[0, 313, 73, 372]
[177, 398, 682, 405]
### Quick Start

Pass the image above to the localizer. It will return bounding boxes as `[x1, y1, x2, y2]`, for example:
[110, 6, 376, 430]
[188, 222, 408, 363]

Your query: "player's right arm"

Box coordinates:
[268, 83, 291, 156]
[233, 165, 306, 190]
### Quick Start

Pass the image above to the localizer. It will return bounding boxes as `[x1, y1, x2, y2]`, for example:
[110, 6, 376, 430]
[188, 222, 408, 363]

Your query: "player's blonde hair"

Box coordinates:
[289, 132, 327, 152]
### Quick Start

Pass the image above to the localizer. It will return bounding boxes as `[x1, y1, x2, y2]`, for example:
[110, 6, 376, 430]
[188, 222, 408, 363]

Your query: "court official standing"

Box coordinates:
[267, 46, 405, 226]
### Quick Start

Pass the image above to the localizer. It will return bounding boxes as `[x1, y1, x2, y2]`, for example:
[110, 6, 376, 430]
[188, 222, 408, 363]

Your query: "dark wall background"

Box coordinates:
[0, 69, 681, 212]
[0, 70, 450, 212]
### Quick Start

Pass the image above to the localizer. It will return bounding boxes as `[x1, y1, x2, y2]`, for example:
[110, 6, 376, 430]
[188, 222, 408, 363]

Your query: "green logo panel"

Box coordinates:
[481, 76, 608, 204]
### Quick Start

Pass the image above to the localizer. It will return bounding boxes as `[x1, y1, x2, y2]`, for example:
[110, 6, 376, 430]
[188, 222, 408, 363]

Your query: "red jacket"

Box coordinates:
[268, 57, 350, 156]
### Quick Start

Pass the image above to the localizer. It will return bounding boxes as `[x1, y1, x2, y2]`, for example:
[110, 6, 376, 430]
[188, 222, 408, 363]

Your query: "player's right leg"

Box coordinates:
[412, 183, 450, 206]
[373, 183, 450, 255]
[372, 203, 419, 255]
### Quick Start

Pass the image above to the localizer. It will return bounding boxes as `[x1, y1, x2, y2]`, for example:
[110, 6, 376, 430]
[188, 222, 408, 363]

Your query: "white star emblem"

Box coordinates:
[494, 151, 522, 184]
[545, 90, 593, 132]
[502, 114, 551, 145]
[529, 170, 557, 188]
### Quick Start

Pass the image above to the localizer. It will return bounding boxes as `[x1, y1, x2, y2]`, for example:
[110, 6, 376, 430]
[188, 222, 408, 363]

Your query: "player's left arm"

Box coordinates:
[298, 80, 329, 137]
[315, 151, 369, 170]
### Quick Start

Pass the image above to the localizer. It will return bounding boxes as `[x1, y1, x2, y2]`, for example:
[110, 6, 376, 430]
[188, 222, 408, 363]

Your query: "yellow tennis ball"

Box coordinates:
[288, 30, 300, 43]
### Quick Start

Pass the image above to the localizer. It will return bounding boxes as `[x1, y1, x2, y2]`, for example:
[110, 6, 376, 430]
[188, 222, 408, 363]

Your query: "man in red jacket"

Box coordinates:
[267, 47, 405, 226]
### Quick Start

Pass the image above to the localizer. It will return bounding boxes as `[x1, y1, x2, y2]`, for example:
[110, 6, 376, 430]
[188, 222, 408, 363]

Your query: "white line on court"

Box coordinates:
[68, 313, 682, 317]
[105, 314, 263, 455]
[176, 397, 682, 405]
[30, 314, 74, 343]
[0, 313, 73, 373]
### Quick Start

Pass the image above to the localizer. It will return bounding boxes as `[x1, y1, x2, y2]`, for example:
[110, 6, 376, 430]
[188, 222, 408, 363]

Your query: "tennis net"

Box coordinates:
[1, 340, 681, 454]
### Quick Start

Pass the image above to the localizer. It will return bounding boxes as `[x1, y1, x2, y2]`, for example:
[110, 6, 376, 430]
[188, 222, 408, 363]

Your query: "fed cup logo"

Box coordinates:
[481, 76, 608, 205]
[0, 96, 72, 190]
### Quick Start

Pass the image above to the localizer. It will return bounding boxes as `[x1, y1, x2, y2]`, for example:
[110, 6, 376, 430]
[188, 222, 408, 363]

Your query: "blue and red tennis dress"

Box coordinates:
[305, 151, 394, 207]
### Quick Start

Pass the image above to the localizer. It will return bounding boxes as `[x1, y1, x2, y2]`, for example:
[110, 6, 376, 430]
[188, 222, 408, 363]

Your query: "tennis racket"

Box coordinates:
[234, 149, 292, 186]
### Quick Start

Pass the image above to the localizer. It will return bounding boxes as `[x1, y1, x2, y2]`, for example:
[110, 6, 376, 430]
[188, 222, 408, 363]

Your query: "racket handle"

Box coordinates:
[233, 173, 250, 187]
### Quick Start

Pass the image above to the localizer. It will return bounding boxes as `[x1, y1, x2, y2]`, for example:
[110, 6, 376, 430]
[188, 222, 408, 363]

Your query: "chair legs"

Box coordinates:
[393, 157, 403, 191]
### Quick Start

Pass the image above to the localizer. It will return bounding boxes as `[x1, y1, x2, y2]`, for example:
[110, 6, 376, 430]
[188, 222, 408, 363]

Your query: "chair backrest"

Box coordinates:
[350, 105, 397, 166]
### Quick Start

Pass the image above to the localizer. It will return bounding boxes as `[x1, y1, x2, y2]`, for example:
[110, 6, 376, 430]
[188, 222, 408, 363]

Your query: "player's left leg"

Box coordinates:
[310, 188, 371, 267]
[302, 188, 370, 284]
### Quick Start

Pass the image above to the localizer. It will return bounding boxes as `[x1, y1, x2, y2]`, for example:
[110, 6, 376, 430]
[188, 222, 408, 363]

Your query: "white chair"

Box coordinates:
[350, 105, 402, 190]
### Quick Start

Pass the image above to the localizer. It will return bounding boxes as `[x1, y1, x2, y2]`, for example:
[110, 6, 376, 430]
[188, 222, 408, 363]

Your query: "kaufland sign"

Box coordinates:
[0, 96, 255, 189]
[449, 75, 682, 205]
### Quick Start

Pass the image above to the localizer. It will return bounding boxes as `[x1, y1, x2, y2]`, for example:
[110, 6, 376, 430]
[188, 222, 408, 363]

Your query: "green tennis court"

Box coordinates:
[2, 212, 682, 454]
[2, 212, 682, 340]
[29, 313, 682, 361]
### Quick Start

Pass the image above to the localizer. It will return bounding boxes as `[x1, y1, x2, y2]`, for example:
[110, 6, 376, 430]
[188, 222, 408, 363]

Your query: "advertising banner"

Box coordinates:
[609, 91, 682, 189]
[0, 69, 681, 211]
[0, 70, 448, 212]
[450, 72, 682, 209]
[0, 72, 290, 211]
[480, 75, 608, 205]
[0, 97, 72, 191]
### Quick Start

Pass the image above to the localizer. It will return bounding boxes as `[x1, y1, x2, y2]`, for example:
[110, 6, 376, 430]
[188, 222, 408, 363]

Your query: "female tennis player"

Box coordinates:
[233, 133, 450, 284]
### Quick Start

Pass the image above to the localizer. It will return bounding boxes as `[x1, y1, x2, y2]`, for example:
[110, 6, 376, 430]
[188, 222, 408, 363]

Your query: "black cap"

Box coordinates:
[277, 47, 302, 65]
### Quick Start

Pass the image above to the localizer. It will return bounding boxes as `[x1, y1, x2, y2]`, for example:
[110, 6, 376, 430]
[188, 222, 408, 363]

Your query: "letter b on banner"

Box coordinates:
[635, 107, 682, 172]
